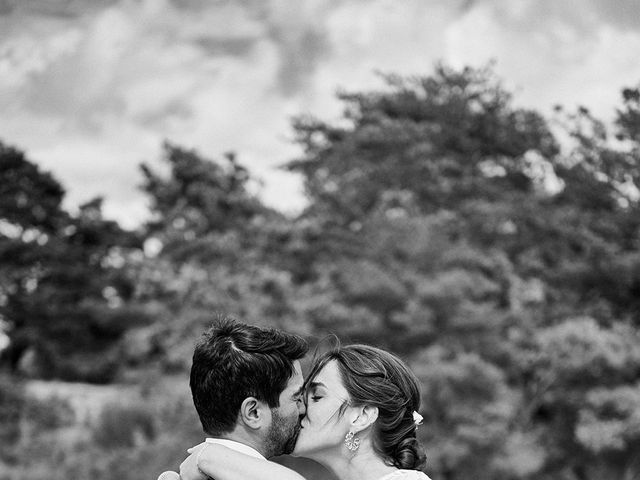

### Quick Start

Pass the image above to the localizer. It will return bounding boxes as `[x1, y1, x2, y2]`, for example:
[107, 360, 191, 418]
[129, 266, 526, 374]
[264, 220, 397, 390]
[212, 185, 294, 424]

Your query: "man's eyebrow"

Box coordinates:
[292, 385, 305, 397]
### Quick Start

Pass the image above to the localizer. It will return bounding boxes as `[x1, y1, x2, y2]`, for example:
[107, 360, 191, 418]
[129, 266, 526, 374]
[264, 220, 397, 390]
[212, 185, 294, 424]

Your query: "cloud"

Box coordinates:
[1, 0, 640, 228]
[445, 0, 640, 118]
[0, 0, 119, 19]
[587, 0, 640, 31]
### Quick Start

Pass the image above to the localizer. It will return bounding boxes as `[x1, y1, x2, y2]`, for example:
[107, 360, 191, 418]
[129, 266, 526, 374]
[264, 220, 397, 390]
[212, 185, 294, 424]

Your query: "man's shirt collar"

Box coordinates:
[205, 438, 266, 460]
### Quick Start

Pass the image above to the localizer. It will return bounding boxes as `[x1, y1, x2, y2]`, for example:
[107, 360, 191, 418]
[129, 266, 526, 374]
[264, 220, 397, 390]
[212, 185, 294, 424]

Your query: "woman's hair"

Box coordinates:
[305, 343, 426, 470]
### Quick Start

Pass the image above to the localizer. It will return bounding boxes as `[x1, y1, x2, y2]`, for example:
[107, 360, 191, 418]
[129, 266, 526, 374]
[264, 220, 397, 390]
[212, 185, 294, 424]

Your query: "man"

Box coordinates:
[180, 316, 308, 477]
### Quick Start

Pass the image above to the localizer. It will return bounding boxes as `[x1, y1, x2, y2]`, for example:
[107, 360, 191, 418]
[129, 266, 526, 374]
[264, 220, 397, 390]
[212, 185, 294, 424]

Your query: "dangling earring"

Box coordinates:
[344, 431, 360, 452]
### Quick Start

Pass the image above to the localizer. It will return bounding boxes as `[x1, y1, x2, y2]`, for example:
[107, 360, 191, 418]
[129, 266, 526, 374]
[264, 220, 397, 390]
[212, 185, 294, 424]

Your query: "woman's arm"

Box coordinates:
[179, 443, 307, 480]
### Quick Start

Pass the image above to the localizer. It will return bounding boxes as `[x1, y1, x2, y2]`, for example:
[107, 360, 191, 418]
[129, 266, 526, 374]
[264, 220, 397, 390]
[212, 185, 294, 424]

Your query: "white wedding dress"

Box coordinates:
[377, 470, 432, 480]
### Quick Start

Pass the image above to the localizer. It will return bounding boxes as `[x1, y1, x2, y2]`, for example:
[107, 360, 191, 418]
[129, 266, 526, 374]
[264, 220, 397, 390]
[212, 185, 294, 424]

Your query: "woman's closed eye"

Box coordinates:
[306, 382, 327, 402]
[306, 389, 324, 402]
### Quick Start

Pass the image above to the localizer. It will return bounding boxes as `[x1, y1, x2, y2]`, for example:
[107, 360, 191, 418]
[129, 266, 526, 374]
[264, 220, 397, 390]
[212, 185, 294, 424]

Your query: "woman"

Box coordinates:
[181, 344, 431, 480]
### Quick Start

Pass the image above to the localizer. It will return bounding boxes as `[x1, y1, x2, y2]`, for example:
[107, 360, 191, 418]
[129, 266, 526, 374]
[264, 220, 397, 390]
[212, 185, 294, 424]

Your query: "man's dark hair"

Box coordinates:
[190, 316, 308, 435]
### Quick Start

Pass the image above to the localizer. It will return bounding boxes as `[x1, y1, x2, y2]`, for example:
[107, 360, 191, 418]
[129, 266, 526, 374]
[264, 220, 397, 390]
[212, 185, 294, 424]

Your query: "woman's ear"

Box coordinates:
[239, 397, 268, 430]
[351, 405, 379, 433]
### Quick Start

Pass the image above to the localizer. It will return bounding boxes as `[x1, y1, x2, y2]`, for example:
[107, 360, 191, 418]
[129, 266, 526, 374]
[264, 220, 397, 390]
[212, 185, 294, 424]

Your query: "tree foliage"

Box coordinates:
[0, 142, 145, 382]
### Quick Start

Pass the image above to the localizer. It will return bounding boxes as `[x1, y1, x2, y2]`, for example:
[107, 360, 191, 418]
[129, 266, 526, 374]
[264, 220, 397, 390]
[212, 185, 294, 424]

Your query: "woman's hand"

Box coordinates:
[179, 443, 208, 480]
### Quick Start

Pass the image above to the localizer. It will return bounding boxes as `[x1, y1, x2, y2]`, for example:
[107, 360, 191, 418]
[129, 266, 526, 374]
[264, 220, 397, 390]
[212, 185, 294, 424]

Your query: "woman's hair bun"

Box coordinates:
[393, 436, 426, 470]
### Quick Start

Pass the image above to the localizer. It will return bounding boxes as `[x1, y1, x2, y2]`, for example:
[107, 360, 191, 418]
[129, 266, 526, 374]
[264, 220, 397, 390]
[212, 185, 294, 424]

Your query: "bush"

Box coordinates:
[0, 374, 24, 463]
[92, 400, 157, 448]
[25, 394, 75, 430]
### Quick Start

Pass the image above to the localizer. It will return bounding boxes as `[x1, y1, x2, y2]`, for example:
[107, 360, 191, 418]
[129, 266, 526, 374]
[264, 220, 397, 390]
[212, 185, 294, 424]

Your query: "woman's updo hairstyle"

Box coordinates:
[305, 343, 427, 470]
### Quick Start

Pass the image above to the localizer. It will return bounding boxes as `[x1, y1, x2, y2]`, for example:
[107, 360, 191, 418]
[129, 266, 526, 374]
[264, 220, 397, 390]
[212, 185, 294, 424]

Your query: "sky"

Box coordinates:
[2, 0, 640, 229]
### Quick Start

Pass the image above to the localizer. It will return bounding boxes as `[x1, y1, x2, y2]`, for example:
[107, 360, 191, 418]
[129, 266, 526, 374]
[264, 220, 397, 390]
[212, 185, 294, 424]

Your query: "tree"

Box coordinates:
[287, 63, 559, 225]
[0, 141, 144, 382]
[140, 142, 272, 261]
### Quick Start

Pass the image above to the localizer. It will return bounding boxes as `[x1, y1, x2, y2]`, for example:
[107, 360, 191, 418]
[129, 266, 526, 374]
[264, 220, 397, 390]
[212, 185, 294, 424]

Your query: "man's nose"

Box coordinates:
[297, 398, 306, 416]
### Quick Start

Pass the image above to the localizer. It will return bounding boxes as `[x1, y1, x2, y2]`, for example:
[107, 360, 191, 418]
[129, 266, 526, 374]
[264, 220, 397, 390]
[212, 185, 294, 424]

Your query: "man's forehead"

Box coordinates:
[293, 359, 303, 376]
[286, 360, 304, 391]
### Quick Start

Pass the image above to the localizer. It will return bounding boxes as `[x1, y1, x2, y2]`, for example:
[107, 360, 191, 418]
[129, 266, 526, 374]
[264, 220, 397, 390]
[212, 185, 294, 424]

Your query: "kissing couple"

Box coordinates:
[177, 316, 431, 480]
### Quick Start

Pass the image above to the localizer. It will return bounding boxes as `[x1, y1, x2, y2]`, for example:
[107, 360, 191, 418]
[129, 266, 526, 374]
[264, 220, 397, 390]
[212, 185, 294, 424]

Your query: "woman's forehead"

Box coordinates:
[314, 359, 347, 392]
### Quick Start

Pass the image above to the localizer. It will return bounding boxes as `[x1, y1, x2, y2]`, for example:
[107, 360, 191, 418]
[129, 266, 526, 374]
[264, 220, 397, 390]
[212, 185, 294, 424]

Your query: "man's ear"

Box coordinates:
[350, 405, 379, 434]
[239, 397, 270, 430]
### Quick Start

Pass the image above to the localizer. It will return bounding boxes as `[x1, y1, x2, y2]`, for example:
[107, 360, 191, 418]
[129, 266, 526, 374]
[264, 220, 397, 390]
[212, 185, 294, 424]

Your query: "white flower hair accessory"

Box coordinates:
[413, 411, 424, 426]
